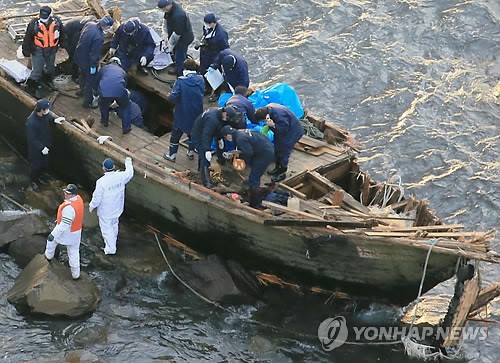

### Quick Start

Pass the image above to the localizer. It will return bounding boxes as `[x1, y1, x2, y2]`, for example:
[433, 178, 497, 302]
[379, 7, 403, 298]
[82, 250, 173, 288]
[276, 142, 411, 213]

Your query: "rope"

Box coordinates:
[151, 69, 175, 85]
[52, 74, 72, 86]
[369, 175, 404, 207]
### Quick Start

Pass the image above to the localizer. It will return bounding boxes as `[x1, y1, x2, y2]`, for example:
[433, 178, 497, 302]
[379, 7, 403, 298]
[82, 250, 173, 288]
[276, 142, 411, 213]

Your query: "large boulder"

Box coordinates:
[173, 254, 252, 303]
[0, 210, 49, 248]
[8, 235, 48, 267]
[7, 254, 101, 317]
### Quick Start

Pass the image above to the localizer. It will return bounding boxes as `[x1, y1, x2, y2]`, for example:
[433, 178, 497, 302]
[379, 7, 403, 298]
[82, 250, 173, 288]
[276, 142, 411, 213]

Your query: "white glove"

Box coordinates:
[218, 139, 224, 149]
[125, 156, 132, 163]
[205, 151, 212, 162]
[222, 151, 232, 159]
[41, 147, 49, 155]
[109, 47, 116, 56]
[97, 135, 113, 144]
[88, 205, 94, 213]
[140, 56, 147, 66]
[54, 30, 60, 40]
[54, 117, 65, 124]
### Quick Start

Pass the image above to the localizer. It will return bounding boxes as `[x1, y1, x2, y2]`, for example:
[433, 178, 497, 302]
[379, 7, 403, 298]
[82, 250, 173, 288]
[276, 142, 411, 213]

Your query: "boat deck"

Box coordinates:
[0, 1, 353, 193]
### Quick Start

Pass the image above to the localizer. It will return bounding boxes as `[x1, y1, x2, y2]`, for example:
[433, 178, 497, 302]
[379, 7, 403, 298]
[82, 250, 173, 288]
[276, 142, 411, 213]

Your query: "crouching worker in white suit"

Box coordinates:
[89, 157, 134, 255]
[45, 183, 84, 280]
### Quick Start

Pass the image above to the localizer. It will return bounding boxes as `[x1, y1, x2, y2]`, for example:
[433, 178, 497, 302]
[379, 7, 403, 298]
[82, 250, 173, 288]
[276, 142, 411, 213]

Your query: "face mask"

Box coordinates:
[43, 109, 50, 115]
[204, 23, 211, 29]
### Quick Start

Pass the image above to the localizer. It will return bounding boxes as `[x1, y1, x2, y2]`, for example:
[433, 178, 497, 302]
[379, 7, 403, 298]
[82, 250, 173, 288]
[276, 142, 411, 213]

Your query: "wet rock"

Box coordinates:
[0, 210, 49, 248]
[249, 335, 275, 354]
[8, 235, 48, 267]
[7, 254, 101, 317]
[174, 254, 247, 302]
[73, 326, 108, 347]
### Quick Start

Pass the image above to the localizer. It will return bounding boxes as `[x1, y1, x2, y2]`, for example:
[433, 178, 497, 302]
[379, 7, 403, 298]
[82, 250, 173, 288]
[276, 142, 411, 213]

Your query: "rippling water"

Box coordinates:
[1, 0, 499, 361]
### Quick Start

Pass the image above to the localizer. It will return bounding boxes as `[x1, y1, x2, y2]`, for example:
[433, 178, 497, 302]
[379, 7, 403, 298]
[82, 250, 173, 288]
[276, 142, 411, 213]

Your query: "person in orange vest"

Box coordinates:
[22, 5, 64, 99]
[44, 184, 84, 280]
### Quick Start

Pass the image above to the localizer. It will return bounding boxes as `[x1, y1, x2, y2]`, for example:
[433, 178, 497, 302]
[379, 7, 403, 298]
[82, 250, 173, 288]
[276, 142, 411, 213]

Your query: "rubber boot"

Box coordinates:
[248, 185, 262, 208]
[201, 166, 215, 189]
[267, 160, 281, 175]
[29, 80, 43, 99]
[271, 166, 287, 183]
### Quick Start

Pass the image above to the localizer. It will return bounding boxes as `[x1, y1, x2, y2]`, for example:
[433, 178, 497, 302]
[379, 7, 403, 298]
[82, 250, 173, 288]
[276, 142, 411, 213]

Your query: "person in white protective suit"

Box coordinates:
[45, 183, 84, 279]
[89, 157, 134, 255]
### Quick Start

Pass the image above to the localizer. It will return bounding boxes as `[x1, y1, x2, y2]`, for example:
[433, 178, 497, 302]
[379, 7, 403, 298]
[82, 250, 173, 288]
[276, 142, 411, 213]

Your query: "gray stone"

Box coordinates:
[8, 235, 47, 267]
[174, 254, 245, 302]
[0, 210, 49, 248]
[7, 254, 101, 317]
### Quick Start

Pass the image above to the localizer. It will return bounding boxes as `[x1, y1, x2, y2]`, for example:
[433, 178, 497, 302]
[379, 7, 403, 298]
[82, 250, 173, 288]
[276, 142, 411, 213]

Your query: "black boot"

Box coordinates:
[248, 185, 262, 208]
[267, 160, 281, 175]
[271, 166, 287, 183]
[201, 166, 215, 189]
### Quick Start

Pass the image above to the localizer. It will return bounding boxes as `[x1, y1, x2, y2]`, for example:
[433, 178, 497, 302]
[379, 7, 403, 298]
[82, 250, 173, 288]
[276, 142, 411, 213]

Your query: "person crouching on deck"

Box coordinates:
[45, 184, 84, 280]
[108, 18, 156, 75]
[254, 103, 304, 183]
[22, 6, 63, 99]
[163, 58, 205, 162]
[89, 157, 134, 255]
[220, 125, 274, 208]
[190, 106, 243, 188]
[97, 57, 133, 134]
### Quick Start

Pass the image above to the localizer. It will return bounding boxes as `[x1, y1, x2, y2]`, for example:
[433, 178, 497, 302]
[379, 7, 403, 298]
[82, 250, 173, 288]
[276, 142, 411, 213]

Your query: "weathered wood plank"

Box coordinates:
[264, 219, 376, 228]
[364, 231, 487, 238]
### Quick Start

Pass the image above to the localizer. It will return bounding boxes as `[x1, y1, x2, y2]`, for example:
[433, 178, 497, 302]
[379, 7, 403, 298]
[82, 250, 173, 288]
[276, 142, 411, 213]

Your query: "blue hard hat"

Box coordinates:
[158, 0, 173, 8]
[123, 20, 137, 35]
[102, 158, 115, 171]
[99, 15, 113, 28]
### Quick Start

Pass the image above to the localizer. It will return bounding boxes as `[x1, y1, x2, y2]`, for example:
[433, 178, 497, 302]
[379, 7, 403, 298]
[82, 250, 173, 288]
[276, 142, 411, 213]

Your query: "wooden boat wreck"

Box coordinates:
[0, 0, 497, 304]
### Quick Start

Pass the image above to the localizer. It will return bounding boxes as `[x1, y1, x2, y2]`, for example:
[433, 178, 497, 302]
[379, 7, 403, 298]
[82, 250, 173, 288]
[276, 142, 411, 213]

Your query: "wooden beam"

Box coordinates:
[277, 182, 307, 199]
[372, 224, 465, 232]
[262, 201, 325, 221]
[307, 171, 370, 214]
[364, 231, 487, 238]
[264, 219, 376, 228]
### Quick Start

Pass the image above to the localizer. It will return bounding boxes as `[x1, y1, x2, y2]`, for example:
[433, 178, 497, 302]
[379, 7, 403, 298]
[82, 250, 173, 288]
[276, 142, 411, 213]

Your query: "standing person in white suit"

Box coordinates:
[45, 183, 84, 280]
[89, 157, 134, 255]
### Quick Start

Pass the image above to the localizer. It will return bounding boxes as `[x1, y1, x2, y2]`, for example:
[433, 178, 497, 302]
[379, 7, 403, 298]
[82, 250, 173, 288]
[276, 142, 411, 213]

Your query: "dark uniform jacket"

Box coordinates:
[211, 49, 249, 89]
[191, 108, 224, 152]
[74, 22, 104, 69]
[26, 111, 54, 169]
[167, 72, 205, 134]
[233, 129, 274, 165]
[199, 23, 229, 73]
[163, 2, 194, 50]
[225, 93, 256, 126]
[61, 16, 96, 59]
[97, 63, 127, 98]
[267, 103, 304, 163]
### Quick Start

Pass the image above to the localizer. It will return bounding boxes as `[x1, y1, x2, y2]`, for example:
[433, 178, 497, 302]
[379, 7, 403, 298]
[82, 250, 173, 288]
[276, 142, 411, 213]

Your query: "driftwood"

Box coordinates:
[372, 224, 465, 232]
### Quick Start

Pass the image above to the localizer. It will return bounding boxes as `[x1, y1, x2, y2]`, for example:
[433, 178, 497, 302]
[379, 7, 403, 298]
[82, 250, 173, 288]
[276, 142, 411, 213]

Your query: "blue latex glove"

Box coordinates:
[90, 67, 96, 75]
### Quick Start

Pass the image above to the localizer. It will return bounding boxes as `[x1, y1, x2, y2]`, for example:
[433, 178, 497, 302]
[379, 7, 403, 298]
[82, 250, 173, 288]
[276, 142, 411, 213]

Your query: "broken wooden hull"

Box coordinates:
[0, 81, 460, 304]
[2, 0, 495, 305]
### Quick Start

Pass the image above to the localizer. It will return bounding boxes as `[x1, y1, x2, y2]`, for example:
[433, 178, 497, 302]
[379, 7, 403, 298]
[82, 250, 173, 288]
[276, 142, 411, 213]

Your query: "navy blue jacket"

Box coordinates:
[225, 93, 256, 126]
[60, 16, 96, 59]
[267, 103, 304, 161]
[199, 23, 229, 73]
[111, 19, 155, 61]
[129, 89, 149, 115]
[211, 49, 249, 89]
[117, 101, 143, 127]
[74, 22, 104, 69]
[233, 129, 274, 165]
[191, 108, 224, 152]
[97, 63, 127, 98]
[163, 2, 194, 50]
[26, 111, 53, 169]
[167, 72, 205, 134]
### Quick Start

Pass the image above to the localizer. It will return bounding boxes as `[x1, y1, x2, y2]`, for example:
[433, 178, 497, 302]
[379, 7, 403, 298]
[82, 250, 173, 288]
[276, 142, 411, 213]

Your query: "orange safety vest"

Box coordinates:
[33, 18, 60, 48]
[56, 195, 84, 232]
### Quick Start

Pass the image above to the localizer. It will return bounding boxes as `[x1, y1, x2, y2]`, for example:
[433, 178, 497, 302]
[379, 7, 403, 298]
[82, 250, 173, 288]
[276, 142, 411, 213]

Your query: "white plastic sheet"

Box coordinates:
[0, 59, 31, 83]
